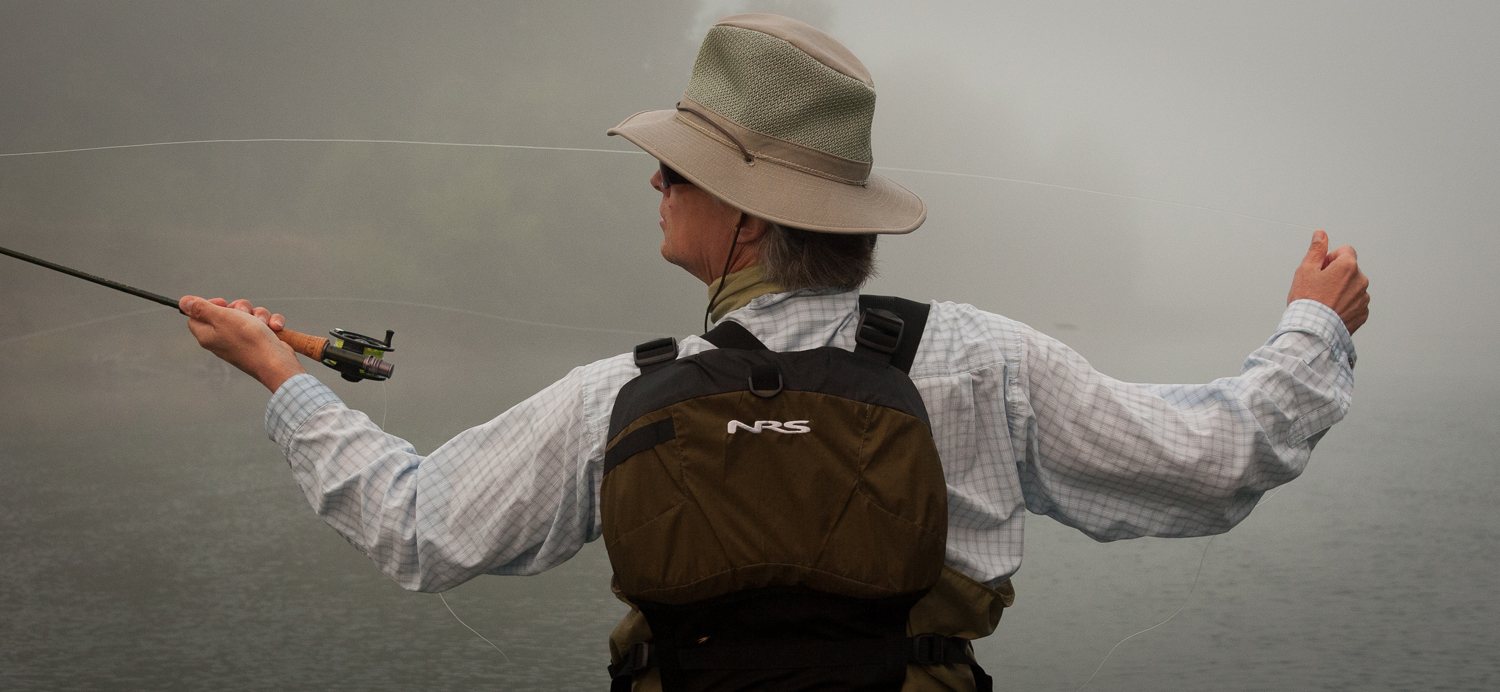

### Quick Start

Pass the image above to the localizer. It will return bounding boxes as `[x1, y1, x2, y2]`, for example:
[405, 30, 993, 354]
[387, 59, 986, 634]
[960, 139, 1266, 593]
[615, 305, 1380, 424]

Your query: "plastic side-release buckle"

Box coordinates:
[856, 308, 904, 360]
[607, 641, 656, 684]
[628, 641, 654, 673]
[911, 634, 947, 664]
[633, 337, 679, 373]
[909, 635, 989, 690]
[910, 634, 976, 666]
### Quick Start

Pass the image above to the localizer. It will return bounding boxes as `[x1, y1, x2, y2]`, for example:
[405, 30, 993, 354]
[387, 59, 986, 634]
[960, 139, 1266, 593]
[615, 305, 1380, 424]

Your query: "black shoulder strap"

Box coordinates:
[699, 298, 927, 372]
[633, 320, 767, 377]
[702, 319, 768, 351]
[856, 295, 930, 374]
[632, 337, 678, 375]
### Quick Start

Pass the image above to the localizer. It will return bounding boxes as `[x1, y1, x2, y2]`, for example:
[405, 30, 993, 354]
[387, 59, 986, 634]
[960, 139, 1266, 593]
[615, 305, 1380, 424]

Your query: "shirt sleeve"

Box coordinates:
[1014, 299, 1356, 541]
[263, 355, 631, 592]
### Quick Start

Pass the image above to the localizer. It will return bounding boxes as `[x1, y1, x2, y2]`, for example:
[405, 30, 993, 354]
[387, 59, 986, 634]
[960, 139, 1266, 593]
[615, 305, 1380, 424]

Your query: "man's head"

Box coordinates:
[652, 162, 876, 291]
[610, 14, 918, 289]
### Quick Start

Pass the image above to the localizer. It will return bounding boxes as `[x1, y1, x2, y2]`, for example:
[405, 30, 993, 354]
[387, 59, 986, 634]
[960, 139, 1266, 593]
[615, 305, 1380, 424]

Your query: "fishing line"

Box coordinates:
[1074, 485, 1287, 691]
[1074, 536, 1214, 691]
[0, 307, 165, 348]
[380, 379, 389, 431]
[369, 373, 507, 663]
[374, 378, 501, 662]
[262, 297, 664, 338]
[0, 138, 1318, 230]
[0, 138, 647, 158]
[438, 591, 511, 662]
[875, 166, 1317, 232]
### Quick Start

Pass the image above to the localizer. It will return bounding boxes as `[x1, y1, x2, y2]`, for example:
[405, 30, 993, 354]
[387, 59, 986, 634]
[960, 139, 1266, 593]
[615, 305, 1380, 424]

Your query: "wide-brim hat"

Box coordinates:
[608, 14, 925, 234]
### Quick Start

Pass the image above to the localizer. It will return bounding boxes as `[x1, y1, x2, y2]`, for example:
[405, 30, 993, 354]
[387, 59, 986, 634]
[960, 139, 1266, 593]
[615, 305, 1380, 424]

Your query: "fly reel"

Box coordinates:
[324, 328, 396, 382]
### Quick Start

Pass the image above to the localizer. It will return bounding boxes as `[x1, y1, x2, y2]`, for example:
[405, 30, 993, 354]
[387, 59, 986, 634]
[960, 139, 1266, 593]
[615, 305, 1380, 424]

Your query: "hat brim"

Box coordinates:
[608, 109, 925, 234]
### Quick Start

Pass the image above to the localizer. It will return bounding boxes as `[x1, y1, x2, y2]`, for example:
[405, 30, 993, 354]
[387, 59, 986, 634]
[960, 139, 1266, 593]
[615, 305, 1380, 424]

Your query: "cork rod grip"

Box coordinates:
[277, 329, 328, 361]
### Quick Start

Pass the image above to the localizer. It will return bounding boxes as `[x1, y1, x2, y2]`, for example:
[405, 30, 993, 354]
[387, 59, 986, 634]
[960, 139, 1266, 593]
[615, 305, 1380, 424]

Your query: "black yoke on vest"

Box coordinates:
[605, 296, 992, 692]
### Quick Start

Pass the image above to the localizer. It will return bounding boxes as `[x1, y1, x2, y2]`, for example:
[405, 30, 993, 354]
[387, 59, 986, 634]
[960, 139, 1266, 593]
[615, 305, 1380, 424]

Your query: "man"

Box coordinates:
[181, 14, 1368, 692]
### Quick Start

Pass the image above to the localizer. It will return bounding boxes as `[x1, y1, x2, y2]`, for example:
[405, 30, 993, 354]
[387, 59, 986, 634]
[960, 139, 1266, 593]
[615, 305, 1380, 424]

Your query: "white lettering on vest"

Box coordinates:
[726, 420, 811, 434]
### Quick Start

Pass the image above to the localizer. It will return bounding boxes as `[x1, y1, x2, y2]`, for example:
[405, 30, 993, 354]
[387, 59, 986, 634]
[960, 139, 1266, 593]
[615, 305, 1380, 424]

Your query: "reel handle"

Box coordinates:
[277, 329, 330, 361]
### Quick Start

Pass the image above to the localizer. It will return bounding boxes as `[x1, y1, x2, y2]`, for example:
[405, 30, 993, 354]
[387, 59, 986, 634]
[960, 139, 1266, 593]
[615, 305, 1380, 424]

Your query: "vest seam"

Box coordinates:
[852, 483, 948, 541]
[606, 498, 689, 548]
[808, 401, 873, 568]
[670, 393, 739, 573]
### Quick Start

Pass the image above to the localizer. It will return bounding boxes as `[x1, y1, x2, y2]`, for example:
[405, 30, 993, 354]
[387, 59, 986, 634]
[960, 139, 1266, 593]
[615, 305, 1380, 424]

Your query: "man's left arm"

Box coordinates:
[1014, 230, 1367, 540]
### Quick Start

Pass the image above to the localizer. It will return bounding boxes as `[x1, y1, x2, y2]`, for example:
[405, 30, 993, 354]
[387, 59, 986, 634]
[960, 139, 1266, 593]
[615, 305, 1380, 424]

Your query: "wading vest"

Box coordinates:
[601, 296, 1010, 692]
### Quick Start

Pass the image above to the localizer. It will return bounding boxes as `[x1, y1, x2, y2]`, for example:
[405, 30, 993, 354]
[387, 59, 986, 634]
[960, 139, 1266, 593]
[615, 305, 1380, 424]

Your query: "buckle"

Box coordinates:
[911, 634, 946, 664]
[633, 337, 679, 370]
[628, 642, 653, 673]
[856, 308, 904, 355]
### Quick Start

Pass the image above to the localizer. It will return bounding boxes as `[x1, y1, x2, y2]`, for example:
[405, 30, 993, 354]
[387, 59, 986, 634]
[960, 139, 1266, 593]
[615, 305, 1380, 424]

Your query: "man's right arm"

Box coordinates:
[264, 353, 634, 593]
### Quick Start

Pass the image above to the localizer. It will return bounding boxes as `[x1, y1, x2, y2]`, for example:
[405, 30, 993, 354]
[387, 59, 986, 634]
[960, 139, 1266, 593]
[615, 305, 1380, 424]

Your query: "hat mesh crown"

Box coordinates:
[685, 26, 876, 164]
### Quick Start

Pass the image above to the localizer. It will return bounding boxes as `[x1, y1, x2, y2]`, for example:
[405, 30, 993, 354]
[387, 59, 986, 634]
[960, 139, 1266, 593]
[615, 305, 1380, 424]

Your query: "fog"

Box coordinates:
[2, 1, 1495, 690]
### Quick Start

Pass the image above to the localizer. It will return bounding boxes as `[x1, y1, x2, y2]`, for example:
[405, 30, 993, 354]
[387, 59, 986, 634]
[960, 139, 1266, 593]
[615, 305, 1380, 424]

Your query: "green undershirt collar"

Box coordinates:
[707, 265, 784, 323]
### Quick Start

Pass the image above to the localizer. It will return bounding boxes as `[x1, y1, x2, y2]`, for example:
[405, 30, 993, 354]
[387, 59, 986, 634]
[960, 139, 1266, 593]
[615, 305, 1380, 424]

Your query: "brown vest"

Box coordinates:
[602, 297, 1011, 690]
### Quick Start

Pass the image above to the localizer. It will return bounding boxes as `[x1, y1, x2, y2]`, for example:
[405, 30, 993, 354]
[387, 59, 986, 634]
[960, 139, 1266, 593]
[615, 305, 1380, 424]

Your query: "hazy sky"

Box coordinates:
[4, 0, 1494, 383]
[2, 2, 1496, 689]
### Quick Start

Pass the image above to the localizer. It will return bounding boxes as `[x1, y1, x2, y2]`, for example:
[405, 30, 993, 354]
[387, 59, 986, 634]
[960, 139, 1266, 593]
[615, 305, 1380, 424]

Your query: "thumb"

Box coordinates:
[1303, 230, 1328, 267]
[179, 295, 211, 320]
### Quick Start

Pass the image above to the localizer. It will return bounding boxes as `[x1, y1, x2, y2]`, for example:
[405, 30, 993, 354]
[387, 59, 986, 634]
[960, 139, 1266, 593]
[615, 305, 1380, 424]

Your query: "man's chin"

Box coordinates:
[660, 246, 685, 270]
[659, 247, 706, 283]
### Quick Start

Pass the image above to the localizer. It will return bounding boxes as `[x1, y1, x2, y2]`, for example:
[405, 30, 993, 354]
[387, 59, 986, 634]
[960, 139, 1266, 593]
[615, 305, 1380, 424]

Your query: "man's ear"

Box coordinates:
[736, 214, 771, 245]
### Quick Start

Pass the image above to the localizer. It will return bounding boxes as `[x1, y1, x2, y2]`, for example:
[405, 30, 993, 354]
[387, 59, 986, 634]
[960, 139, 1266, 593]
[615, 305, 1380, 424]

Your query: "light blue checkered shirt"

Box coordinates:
[266, 293, 1354, 592]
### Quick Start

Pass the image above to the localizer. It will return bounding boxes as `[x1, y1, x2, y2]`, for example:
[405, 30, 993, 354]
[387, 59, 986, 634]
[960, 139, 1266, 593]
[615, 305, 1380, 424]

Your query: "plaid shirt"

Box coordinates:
[266, 293, 1355, 592]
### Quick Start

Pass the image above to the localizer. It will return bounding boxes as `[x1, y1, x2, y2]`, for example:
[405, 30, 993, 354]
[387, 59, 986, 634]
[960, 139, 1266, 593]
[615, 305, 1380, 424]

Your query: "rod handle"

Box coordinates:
[277, 329, 328, 361]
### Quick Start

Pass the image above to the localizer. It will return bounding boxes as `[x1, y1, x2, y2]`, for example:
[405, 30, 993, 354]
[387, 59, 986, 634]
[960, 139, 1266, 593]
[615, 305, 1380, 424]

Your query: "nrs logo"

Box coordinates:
[727, 420, 811, 434]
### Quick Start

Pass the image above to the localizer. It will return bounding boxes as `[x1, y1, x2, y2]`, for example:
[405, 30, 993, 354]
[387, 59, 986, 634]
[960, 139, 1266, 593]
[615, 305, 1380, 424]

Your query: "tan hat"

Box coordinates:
[608, 14, 925, 235]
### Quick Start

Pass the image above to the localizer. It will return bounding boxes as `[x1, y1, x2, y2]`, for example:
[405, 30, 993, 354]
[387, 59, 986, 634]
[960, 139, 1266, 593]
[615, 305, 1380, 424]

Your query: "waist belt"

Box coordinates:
[608, 634, 992, 692]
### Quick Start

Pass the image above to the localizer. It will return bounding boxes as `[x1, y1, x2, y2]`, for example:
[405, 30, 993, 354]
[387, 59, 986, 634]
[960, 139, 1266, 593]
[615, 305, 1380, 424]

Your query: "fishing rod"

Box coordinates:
[1, 245, 395, 382]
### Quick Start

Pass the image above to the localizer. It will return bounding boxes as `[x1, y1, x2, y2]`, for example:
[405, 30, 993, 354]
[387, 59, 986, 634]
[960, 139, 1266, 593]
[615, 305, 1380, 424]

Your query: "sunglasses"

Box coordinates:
[659, 162, 691, 190]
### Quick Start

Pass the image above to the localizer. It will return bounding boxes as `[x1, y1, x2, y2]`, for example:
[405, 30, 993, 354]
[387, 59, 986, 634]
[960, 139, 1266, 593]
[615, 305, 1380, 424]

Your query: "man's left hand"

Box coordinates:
[1287, 230, 1371, 335]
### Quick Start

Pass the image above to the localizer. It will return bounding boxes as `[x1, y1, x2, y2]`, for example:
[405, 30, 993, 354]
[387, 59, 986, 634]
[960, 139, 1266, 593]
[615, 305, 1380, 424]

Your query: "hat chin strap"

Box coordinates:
[704, 225, 743, 333]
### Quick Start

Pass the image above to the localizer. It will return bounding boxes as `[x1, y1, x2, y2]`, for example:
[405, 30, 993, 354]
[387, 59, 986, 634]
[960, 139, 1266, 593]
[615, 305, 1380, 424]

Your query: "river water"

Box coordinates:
[2, 2, 1496, 690]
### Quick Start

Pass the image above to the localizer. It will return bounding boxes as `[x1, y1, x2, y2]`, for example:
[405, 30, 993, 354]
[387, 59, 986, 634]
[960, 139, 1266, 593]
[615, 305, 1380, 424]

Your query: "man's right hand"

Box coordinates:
[181, 295, 307, 392]
[1288, 230, 1370, 335]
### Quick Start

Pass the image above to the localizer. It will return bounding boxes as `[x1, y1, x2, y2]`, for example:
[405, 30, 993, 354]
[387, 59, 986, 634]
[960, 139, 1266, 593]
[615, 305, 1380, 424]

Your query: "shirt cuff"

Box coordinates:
[1275, 299, 1357, 369]
[264, 373, 343, 449]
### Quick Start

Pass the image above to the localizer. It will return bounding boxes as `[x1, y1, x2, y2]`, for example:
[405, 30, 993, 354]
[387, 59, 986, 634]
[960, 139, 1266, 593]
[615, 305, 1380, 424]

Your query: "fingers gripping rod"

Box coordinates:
[1, 245, 394, 382]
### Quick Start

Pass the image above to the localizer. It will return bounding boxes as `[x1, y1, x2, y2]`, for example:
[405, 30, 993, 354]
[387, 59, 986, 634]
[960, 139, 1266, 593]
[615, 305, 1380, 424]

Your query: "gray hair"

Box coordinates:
[758, 222, 878, 291]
